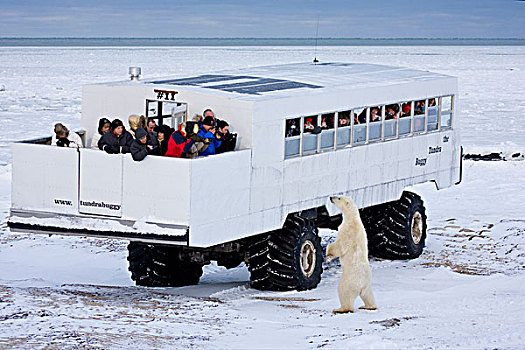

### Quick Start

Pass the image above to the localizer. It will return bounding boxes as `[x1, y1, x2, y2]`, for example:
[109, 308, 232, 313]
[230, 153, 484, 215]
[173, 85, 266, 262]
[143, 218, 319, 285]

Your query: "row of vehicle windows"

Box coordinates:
[284, 95, 454, 158]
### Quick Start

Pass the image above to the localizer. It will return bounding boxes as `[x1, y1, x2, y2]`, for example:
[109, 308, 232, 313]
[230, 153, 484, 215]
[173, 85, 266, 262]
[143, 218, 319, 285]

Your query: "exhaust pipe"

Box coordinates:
[129, 67, 141, 81]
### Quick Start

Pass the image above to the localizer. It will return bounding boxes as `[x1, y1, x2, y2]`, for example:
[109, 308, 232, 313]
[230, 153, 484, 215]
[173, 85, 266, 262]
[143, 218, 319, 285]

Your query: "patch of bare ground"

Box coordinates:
[421, 219, 525, 275]
[0, 283, 230, 348]
[254, 296, 319, 302]
[370, 316, 418, 328]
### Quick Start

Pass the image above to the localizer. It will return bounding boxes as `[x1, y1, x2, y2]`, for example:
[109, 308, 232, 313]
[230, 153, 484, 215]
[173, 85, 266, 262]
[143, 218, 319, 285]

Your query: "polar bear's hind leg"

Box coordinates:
[358, 286, 377, 310]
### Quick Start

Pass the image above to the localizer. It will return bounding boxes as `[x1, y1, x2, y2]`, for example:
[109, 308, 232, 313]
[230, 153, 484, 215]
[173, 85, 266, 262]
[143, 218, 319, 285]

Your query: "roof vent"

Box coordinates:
[129, 67, 141, 81]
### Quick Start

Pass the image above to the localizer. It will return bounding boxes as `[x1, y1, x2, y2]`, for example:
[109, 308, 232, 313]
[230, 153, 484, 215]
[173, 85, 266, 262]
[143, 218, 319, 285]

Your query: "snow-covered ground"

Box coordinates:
[0, 46, 524, 348]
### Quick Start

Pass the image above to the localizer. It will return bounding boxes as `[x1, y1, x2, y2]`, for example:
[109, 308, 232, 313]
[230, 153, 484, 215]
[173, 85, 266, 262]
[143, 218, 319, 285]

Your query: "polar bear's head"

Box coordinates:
[330, 196, 358, 214]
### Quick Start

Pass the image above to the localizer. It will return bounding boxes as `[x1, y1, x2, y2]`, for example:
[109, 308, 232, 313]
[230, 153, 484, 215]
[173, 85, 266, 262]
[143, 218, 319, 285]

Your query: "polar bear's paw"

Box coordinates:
[332, 307, 354, 314]
[359, 305, 377, 310]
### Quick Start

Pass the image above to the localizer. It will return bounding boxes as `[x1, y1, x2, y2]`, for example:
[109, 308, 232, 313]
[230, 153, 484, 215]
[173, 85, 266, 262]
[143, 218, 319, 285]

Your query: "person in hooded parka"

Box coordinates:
[91, 117, 111, 150]
[165, 121, 210, 158]
[98, 119, 134, 154]
[197, 116, 221, 157]
[130, 127, 151, 161]
[155, 124, 174, 156]
[215, 119, 237, 154]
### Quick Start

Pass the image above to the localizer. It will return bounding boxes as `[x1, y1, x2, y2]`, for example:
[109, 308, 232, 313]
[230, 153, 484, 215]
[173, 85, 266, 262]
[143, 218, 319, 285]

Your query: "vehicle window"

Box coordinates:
[413, 100, 426, 133]
[284, 117, 301, 158]
[399, 102, 412, 135]
[285, 117, 301, 138]
[427, 98, 438, 131]
[302, 115, 319, 154]
[336, 110, 351, 148]
[146, 100, 186, 129]
[320, 113, 335, 150]
[303, 115, 318, 134]
[368, 107, 381, 141]
[353, 108, 366, 144]
[441, 96, 453, 128]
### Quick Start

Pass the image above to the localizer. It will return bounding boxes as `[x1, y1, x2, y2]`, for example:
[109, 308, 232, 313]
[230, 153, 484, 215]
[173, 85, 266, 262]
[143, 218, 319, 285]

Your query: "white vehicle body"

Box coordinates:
[9, 62, 460, 248]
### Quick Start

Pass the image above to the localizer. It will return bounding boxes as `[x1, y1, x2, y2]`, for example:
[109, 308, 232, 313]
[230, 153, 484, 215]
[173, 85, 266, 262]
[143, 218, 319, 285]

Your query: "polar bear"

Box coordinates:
[326, 196, 377, 314]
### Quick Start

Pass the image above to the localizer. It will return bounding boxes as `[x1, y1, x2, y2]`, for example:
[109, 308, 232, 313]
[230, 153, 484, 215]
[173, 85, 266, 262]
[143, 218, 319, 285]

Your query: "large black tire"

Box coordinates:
[247, 215, 324, 291]
[361, 191, 427, 260]
[127, 242, 203, 287]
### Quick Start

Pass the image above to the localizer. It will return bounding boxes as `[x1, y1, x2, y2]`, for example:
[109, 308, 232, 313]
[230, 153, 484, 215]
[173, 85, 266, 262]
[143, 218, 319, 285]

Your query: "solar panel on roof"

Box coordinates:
[208, 78, 282, 90]
[214, 81, 321, 94]
[151, 74, 255, 85]
[151, 74, 322, 95]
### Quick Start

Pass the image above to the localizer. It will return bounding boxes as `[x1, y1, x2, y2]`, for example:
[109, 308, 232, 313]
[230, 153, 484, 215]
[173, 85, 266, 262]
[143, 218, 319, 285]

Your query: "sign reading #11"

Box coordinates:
[154, 89, 178, 100]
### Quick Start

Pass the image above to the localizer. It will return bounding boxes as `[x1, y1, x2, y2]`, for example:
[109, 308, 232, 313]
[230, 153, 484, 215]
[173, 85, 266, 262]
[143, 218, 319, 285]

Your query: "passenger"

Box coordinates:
[401, 103, 411, 117]
[215, 119, 237, 154]
[91, 117, 111, 149]
[130, 128, 152, 162]
[165, 121, 210, 158]
[98, 119, 133, 154]
[193, 114, 204, 123]
[198, 116, 221, 157]
[370, 107, 380, 122]
[428, 98, 436, 107]
[321, 117, 328, 129]
[357, 110, 367, 124]
[304, 117, 315, 132]
[286, 119, 300, 137]
[165, 122, 190, 158]
[414, 100, 425, 115]
[385, 104, 399, 120]
[145, 118, 160, 153]
[51, 123, 84, 148]
[321, 116, 334, 129]
[338, 114, 350, 127]
[353, 112, 360, 124]
[187, 121, 212, 158]
[155, 124, 174, 156]
[203, 108, 215, 121]
[128, 114, 146, 139]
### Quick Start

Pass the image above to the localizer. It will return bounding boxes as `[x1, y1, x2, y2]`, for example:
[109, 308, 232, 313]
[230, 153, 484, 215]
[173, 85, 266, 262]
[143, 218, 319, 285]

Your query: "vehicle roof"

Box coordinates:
[120, 62, 456, 101]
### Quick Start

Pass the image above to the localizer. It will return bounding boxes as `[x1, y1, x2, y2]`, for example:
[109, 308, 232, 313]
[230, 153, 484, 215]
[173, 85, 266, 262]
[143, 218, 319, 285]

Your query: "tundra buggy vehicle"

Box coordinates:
[8, 62, 461, 291]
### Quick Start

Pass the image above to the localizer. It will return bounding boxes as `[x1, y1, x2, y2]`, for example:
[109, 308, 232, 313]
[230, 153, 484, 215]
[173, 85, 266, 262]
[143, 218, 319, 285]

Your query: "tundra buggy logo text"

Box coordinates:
[429, 146, 442, 154]
[415, 158, 427, 166]
[443, 135, 450, 143]
[80, 200, 121, 211]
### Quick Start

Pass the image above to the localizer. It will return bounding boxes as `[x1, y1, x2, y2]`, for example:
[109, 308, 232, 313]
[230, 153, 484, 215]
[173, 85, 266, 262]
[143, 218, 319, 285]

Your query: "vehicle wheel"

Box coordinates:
[247, 215, 324, 291]
[127, 242, 203, 287]
[361, 191, 427, 260]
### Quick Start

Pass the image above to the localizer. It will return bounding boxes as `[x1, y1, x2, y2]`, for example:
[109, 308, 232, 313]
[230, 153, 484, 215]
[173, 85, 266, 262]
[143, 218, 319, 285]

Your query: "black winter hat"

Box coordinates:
[202, 116, 216, 127]
[98, 117, 111, 134]
[135, 127, 147, 140]
[217, 119, 229, 129]
[111, 119, 124, 130]
[160, 124, 173, 136]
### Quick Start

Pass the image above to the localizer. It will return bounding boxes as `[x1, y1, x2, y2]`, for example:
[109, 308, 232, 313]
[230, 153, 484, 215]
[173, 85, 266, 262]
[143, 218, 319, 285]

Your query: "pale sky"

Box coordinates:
[0, 0, 524, 38]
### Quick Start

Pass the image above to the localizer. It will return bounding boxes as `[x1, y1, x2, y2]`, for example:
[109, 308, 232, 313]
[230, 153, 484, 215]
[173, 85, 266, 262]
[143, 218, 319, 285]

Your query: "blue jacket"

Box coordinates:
[198, 125, 221, 157]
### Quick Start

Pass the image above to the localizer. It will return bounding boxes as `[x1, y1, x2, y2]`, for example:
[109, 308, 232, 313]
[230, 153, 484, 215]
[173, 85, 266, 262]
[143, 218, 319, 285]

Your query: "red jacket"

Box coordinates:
[165, 130, 190, 158]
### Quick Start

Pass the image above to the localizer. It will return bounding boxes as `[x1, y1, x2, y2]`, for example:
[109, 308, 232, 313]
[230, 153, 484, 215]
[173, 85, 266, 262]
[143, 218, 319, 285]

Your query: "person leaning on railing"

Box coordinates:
[51, 123, 84, 148]
[98, 119, 133, 154]
[215, 119, 237, 154]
